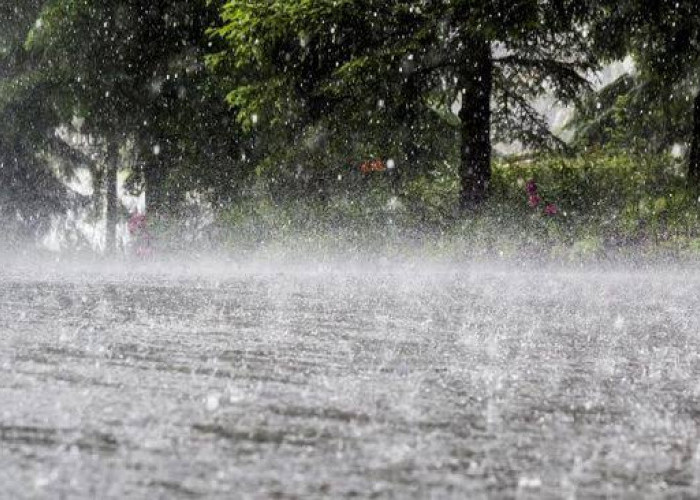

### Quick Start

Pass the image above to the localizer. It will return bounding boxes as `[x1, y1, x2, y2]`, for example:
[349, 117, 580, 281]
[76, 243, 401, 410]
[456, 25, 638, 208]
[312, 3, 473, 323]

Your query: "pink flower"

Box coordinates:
[544, 203, 558, 216]
[128, 212, 154, 258]
[526, 179, 538, 195]
[128, 213, 147, 234]
[528, 194, 541, 208]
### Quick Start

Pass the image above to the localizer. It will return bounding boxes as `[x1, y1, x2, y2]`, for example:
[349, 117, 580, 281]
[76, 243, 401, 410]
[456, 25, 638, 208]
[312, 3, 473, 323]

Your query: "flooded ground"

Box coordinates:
[2, 258, 700, 498]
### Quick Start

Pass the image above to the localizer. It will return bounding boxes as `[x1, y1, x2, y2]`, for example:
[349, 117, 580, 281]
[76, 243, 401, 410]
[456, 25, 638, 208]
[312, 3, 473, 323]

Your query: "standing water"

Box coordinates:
[2, 257, 700, 498]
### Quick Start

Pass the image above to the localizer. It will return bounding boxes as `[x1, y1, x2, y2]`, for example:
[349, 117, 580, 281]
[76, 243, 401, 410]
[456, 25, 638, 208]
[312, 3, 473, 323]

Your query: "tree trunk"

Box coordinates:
[458, 38, 493, 210]
[688, 91, 700, 187]
[104, 143, 119, 255]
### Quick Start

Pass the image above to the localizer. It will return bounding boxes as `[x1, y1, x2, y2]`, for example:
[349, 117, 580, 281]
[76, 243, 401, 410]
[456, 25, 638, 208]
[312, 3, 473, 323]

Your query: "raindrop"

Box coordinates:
[613, 315, 625, 330]
[205, 393, 221, 412]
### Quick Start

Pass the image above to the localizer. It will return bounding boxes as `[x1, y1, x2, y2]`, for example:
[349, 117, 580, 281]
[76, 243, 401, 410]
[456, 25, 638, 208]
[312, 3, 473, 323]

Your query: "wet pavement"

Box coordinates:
[2, 260, 700, 498]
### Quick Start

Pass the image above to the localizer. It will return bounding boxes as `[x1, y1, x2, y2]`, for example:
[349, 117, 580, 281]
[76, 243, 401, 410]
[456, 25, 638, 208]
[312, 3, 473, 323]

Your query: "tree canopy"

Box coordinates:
[2, 1, 700, 249]
[210, 0, 596, 207]
[571, 1, 700, 184]
[0, 1, 85, 242]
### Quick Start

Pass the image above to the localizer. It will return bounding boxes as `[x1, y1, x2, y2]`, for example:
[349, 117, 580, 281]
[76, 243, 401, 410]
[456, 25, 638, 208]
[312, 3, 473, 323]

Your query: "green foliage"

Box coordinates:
[24, 0, 252, 213]
[572, 1, 700, 181]
[0, 1, 86, 239]
[492, 152, 698, 244]
[215, 150, 700, 259]
[209, 0, 596, 207]
[568, 72, 696, 154]
[5, 0, 700, 254]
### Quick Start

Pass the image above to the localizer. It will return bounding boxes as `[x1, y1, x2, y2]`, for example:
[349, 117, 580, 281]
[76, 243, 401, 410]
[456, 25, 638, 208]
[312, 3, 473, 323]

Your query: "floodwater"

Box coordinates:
[2, 258, 700, 498]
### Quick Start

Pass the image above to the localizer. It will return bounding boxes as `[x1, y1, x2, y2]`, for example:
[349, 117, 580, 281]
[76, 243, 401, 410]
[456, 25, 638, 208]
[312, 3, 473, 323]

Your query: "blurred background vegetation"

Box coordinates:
[2, 1, 700, 258]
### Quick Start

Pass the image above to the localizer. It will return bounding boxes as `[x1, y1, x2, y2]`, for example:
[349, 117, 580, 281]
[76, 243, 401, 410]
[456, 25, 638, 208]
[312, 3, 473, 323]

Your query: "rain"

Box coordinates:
[2, 1, 700, 498]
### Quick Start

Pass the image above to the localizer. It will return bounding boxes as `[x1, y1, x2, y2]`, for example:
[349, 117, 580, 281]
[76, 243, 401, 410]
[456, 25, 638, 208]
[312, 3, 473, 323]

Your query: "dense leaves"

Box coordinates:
[0, 1, 85, 242]
[210, 0, 596, 207]
[1, 1, 699, 248]
[572, 1, 700, 185]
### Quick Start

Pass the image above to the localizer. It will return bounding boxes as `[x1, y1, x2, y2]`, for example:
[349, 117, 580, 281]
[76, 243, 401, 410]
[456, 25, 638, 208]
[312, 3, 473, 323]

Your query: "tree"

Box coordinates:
[210, 0, 595, 210]
[0, 1, 89, 244]
[578, 1, 700, 185]
[25, 0, 249, 251]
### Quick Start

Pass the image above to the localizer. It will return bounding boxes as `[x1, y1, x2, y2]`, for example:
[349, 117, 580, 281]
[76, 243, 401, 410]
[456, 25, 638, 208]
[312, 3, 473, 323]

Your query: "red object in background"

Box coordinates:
[528, 194, 541, 208]
[128, 213, 147, 234]
[128, 212, 153, 257]
[526, 179, 538, 195]
[359, 158, 386, 174]
[544, 203, 558, 216]
[524, 178, 557, 215]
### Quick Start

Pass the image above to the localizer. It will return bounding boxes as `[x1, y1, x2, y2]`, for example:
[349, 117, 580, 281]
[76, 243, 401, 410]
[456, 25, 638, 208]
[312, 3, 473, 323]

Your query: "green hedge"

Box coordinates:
[210, 151, 700, 260]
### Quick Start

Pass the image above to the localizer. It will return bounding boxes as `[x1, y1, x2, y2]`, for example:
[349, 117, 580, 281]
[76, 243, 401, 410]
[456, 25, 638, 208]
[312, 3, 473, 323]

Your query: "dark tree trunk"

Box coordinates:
[688, 91, 700, 187]
[104, 143, 119, 255]
[458, 38, 493, 210]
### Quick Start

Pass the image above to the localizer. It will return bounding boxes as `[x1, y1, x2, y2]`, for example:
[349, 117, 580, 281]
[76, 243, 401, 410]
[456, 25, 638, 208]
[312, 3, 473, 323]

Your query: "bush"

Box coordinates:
[213, 150, 700, 260]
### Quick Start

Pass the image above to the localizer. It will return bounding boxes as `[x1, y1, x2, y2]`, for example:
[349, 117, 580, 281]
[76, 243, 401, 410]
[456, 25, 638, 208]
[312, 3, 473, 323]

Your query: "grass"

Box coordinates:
[167, 150, 700, 261]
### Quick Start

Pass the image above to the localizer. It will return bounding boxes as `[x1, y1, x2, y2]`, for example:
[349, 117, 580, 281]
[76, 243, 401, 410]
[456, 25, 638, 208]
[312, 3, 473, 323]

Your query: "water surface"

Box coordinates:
[2, 259, 700, 498]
